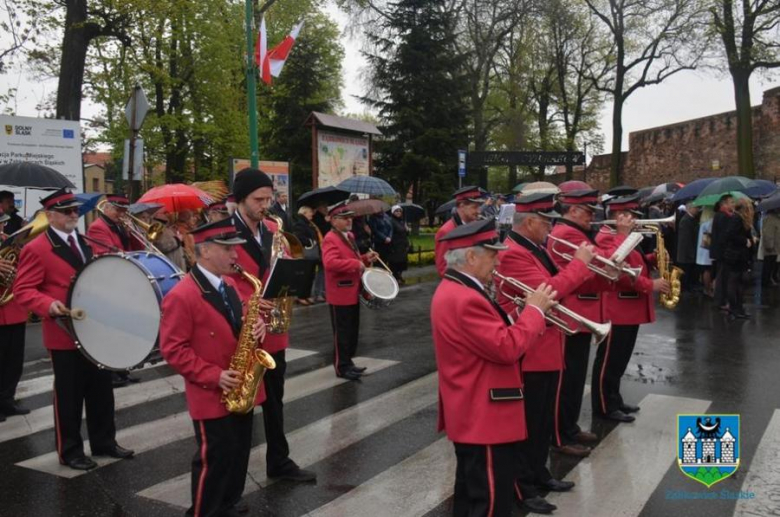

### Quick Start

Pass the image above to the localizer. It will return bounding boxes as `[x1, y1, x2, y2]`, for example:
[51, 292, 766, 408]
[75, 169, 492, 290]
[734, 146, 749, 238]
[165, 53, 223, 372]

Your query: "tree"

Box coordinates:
[362, 0, 470, 208]
[584, 0, 710, 186]
[0, 0, 38, 74]
[711, 0, 780, 178]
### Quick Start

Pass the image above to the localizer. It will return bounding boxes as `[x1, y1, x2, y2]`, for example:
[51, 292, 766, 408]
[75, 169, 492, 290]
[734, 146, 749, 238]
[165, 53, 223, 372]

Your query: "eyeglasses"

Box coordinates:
[53, 207, 80, 215]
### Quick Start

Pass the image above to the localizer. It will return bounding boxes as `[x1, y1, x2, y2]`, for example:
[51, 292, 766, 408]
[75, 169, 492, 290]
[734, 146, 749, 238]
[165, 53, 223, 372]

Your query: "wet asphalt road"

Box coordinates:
[1, 267, 779, 517]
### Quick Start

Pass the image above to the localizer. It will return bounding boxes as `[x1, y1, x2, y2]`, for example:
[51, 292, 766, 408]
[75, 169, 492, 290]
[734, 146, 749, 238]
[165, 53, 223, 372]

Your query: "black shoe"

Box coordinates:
[337, 370, 363, 381]
[620, 404, 640, 414]
[112, 377, 130, 388]
[267, 466, 317, 482]
[542, 478, 575, 492]
[231, 498, 249, 514]
[125, 374, 141, 383]
[601, 410, 636, 423]
[733, 312, 751, 320]
[350, 366, 367, 373]
[0, 402, 31, 416]
[520, 496, 557, 514]
[65, 456, 97, 471]
[92, 445, 134, 459]
[0, 412, 6, 423]
[551, 443, 591, 457]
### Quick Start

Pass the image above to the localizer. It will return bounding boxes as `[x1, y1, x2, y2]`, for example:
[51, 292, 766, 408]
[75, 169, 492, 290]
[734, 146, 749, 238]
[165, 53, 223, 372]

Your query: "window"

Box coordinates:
[92, 178, 99, 191]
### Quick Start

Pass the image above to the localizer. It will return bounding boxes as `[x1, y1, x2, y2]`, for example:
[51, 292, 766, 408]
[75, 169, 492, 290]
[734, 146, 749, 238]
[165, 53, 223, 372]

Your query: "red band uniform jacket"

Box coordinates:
[86, 215, 145, 255]
[497, 231, 595, 372]
[431, 270, 547, 444]
[596, 228, 656, 325]
[434, 214, 463, 277]
[160, 267, 266, 420]
[321, 230, 372, 306]
[13, 229, 93, 350]
[227, 214, 288, 355]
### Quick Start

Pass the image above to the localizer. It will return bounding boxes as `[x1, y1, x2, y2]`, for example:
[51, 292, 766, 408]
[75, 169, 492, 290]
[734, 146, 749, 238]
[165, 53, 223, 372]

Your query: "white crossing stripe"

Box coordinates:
[734, 409, 780, 517]
[15, 356, 396, 478]
[547, 393, 711, 516]
[308, 437, 453, 517]
[138, 372, 438, 508]
[0, 349, 316, 445]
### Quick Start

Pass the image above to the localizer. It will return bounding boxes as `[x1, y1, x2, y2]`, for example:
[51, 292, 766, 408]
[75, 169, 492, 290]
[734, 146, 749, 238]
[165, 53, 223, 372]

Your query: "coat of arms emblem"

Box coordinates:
[678, 414, 740, 487]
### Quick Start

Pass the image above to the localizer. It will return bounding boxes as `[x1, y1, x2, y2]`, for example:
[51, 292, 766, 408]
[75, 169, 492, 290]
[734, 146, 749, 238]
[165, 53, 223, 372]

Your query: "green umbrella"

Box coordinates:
[696, 176, 757, 201]
[692, 190, 748, 207]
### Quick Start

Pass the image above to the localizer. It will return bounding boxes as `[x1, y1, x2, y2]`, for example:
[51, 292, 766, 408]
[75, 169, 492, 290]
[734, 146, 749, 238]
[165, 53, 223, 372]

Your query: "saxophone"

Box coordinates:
[222, 265, 277, 414]
[647, 224, 682, 309]
[265, 214, 303, 334]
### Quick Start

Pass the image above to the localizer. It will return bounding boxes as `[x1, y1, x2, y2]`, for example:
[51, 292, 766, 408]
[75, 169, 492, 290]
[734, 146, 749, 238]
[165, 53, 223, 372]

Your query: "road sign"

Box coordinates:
[122, 138, 144, 180]
[124, 86, 150, 132]
[458, 150, 466, 178]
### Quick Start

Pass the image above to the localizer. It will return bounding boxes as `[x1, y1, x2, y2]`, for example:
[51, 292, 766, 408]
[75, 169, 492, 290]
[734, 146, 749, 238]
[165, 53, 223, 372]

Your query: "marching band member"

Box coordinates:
[228, 168, 316, 483]
[86, 194, 144, 255]
[13, 188, 133, 470]
[545, 189, 631, 457]
[496, 193, 596, 512]
[0, 212, 30, 421]
[321, 201, 379, 381]
[160, 218, 266, 517]
[431, 218, 556, 517]
[593, 195, 669, 422]
[205, 199, 230, 223]
[434, 186, 485, 277]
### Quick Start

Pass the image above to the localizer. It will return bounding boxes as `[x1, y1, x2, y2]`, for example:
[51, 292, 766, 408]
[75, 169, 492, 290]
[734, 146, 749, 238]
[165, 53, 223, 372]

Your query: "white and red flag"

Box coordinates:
[255, 19, 304, 85]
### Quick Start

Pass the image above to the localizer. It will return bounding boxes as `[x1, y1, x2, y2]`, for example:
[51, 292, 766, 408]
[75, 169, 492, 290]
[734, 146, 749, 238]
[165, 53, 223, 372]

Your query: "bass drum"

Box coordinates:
[67, 252, 183, 371]
[360, 267, 399, 310]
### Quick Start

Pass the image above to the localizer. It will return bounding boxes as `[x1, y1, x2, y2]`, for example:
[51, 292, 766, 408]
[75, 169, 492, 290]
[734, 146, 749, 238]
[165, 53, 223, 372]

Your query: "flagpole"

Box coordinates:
[245, 0, 259, 168]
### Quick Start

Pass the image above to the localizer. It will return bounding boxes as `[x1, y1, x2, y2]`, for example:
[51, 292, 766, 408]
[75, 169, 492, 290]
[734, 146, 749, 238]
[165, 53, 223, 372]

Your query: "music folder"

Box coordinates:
[262, 257, 316, 299]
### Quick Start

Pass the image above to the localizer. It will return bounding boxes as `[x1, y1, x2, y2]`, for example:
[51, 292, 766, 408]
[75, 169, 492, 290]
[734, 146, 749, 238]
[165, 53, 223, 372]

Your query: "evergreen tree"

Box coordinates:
[362, 0, 470, 210]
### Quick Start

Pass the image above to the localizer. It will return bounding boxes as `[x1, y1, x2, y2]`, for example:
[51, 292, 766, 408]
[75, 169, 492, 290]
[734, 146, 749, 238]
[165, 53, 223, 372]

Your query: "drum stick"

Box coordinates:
[63, 307, 86, 320]
[367, 248, 392, 274]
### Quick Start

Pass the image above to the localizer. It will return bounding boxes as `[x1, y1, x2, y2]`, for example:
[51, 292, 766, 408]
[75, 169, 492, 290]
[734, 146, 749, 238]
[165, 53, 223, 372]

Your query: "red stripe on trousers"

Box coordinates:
[486, 445, 495, 517]
[194, 421, 209, 517]
[598, 330, 614, 415]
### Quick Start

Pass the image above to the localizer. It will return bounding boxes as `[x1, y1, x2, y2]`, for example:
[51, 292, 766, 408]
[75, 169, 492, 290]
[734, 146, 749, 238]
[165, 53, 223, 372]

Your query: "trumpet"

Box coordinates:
[492, 271, 612, 346]
[547, 235, 642, 281]
[594, 215, 675, 228]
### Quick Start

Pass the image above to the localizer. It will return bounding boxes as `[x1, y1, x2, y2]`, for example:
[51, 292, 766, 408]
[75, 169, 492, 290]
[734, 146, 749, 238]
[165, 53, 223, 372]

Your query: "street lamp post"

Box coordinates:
[245, 0, 259, 168]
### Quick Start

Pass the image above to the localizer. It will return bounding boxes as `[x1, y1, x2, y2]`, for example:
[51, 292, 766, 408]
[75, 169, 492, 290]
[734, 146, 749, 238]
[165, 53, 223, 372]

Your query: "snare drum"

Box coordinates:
[360, 267, 399, 310]
[67, 252, 183, 371]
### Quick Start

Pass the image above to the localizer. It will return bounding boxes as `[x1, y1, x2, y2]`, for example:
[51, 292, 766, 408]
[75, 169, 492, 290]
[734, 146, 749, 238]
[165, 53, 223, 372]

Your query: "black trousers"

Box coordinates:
[262, 349, 293, 475]
[762, 255, 777, 285]
[453, 441, 524, 517]
[591, 325, 639, 416]
[0, 323, 26, 405]
[520, 371, 559, 485]
[187, 411, 254, 517]
[714, 260, 728, 307]
[49, 349, 116, 462]
[329, 304, 360, 376]
[726, 264, 746, 315]
[555, 332, 591, 446]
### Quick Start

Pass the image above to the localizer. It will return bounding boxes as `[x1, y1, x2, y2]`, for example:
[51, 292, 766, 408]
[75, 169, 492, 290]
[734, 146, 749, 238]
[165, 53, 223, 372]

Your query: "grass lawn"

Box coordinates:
[409, 233, 436, 251]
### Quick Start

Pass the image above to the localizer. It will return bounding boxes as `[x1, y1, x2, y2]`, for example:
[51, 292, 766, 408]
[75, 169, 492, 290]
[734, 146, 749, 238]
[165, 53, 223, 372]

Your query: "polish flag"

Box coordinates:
[256, 19, 304, 85]
[254, 17, 270, 83]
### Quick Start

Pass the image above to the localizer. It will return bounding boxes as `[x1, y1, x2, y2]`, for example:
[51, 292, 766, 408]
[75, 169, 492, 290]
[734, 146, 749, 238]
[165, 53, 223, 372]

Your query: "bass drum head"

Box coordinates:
[68, 255, 163, 370]
[362, 268, 399, 300]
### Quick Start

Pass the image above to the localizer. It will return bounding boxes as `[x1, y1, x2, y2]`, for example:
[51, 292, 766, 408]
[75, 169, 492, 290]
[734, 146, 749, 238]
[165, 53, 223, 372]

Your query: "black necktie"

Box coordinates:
[218, 282, 237, 327]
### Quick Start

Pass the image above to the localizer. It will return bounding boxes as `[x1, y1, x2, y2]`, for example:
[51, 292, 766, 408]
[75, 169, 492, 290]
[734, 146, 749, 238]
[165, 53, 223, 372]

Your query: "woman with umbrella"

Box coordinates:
[387, 205, 410, 284]
[292, 205, 324, 305]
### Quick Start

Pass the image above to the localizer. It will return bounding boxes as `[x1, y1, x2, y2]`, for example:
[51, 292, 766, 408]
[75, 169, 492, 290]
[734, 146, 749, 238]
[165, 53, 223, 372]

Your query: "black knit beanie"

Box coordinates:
[233, 168, 274, 202]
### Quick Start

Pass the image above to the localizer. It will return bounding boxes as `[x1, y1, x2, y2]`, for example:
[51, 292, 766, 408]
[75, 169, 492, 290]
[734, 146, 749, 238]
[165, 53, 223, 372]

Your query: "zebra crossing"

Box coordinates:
[0, 343, 777, 517]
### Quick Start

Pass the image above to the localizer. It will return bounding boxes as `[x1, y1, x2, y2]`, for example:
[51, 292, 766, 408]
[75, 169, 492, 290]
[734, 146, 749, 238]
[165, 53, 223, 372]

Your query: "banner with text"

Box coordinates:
[317, 131, 369, 188]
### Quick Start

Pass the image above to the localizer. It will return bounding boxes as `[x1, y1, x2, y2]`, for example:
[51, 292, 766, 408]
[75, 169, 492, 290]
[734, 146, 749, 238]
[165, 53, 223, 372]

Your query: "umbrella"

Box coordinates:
[671, 177, 717, 203]
[337, 176, 396, 196]
[512, 182, 528, 193]
[297, 186, 350, 208]
[652, 182, 683, 196]
[744, 179, 777, 199]
[695, 176, 758, 205]
[398, 202, 425, 221]
[607, 185, 638, 196]
[757, 191, 780, 212]
[129, 202, 164, 216]
[346, 199, 390, 217]
[521, 181, 560, 195]
[0, 161, 76, 189]
[693, 190, 748, 207]
[637, 186, 655, 199]
[558, 180, 591, 193]
[75, 193, 104, 216]
[435, 199, 456, 216]
[138, 183, 213, 213]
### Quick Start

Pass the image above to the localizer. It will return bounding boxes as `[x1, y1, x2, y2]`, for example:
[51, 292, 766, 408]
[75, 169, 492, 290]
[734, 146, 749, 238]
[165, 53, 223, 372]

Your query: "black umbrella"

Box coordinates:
[757, 192, 780, 212]
[435, 199, 456, 216]
[607, 185, 638, 196]
[297, 186, 350, 208]
[0, 161, 76, 189]
[398, 202, 425, 221]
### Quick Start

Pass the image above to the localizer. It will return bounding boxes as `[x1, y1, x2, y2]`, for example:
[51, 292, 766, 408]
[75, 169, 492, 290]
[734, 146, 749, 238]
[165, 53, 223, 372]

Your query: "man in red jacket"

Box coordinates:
[434, 186, 485, 277]
[13, 188, 133, 471]
[160, 218, 267, 517]
[227, 168, 316, 483]
[0, 212, 31, 421]
[432, 218, 556, 517]
[496, 193, 596, 510]
[86, 193, 144, 255]
[593, 195, 669, 423]
[321, 200, 379, 381]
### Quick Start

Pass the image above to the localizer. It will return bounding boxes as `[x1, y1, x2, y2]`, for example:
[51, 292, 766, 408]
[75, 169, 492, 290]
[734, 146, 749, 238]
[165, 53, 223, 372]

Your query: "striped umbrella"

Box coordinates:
[337, 176, 397, 196]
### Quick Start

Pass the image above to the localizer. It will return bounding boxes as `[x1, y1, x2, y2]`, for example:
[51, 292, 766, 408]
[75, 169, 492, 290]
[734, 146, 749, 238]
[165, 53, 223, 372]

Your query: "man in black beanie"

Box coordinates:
[227, 168, 317, 483]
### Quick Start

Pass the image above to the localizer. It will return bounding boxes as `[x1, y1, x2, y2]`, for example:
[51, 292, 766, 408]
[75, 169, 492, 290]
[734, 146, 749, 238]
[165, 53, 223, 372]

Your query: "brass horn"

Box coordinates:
[547, 235, 642, 281]
[97, 199, 164, 250]
[493, 271, 612, 346]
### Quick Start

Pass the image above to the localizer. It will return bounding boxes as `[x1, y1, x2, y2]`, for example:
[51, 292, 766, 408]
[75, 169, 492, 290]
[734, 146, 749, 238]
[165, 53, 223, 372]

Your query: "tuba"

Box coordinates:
[0, 211, 50, 306]
[222, 265, 277, 414]
[265, 213, 304, 334]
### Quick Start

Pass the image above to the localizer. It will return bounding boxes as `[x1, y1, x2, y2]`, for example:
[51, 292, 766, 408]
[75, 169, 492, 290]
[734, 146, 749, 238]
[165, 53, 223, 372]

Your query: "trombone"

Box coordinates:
[492, 271, 612, 346]
[97, 199, 165, 254]
[547, 235, 643, 281]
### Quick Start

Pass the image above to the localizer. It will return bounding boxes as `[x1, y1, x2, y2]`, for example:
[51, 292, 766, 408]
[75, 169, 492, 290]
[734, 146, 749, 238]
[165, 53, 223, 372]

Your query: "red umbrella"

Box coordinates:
[138, 184, 213, 213]
[558, 180, 591, 193]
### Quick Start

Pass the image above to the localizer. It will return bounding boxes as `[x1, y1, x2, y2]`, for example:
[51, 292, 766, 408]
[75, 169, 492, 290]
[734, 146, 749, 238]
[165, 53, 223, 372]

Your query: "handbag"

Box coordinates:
[701, 232, 711, 249]
[302, 243, 320, 262]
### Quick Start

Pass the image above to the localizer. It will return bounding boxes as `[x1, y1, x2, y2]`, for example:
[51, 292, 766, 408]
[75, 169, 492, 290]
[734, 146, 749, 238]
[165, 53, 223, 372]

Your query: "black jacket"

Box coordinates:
[676, 213, 699, 264]
[387, 216, 410, 264]
[722, 215, 752, 271]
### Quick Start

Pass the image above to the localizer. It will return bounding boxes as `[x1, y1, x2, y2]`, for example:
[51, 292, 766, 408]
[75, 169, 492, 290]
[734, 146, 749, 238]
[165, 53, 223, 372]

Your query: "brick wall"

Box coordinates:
[582, 87, 780, 189]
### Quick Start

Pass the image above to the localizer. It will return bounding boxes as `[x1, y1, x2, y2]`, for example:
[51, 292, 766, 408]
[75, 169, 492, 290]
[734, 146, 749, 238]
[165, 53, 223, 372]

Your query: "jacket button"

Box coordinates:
[210, 332, 215, 337]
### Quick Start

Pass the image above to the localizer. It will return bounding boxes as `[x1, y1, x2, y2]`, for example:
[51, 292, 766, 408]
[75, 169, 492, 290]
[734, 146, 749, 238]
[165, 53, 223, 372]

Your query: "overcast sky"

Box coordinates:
[2, 3, 778, 160]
